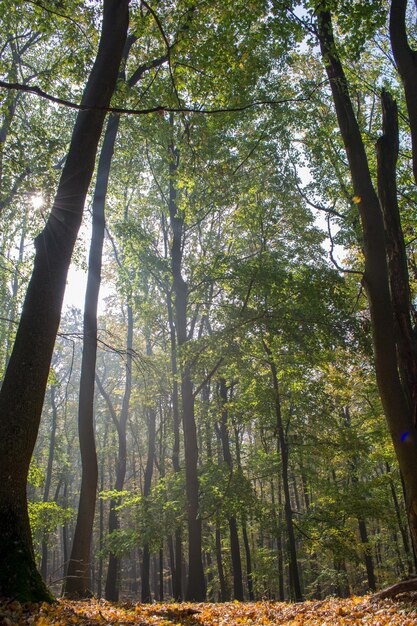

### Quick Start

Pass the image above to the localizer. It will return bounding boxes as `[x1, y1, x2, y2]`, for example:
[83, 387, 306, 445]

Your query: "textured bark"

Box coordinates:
[316, 5, 417, 556]
[390, 0, 417, 186]
[0, 0, 129, 602]
[376, 91, 417, 425]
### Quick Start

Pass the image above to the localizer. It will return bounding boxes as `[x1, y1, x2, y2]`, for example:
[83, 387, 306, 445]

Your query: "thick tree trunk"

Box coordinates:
[0, 0, 129, 602]
[316, 6, 417, 556]
[390, 0, 417, 187]
[376, 91, 417, 424]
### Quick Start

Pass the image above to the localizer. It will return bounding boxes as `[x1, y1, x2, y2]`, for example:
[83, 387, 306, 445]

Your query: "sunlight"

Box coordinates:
[31, 193, 44, 211]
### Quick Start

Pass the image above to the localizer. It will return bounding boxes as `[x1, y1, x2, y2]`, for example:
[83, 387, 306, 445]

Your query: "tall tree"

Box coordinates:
[315, 2, 417, 556]
[0, 0, 129, 601]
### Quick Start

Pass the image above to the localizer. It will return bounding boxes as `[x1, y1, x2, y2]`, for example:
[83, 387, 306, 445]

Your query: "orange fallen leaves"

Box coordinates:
[0, 595, 416, 625]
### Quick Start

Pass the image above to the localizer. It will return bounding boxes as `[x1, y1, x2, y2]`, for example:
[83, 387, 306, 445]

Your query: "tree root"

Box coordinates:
[371, 577, 417, 601]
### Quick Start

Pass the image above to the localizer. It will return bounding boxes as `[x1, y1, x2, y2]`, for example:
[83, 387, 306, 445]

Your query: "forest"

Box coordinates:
[1, 0, 417, 623]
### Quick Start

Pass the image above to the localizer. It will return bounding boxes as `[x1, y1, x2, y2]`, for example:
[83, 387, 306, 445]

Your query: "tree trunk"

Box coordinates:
[386, 463, 414, 575]
[215, 524, 229, 601]
[167, 120, 205, 601]
[64, 102, 117, 600]
[376, 90, 417, 424]
[167, 294, 183, 600]
[0, 0, 129, 602]
[40, 384, 59, 582]
[219, 378, 244, 600]
[159, 547, 164, 601]
[357, 517, 376, 591]
[263, 342, 302, 601]
[105, 304, 133, 601]
[316, 5, 417, 556]
[141, 339, 157, 602]
[390, 0, 417, 187]
[241, 518, 254, 601]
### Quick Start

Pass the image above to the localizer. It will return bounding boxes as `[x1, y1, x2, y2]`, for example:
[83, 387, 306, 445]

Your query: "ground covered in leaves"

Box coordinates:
[1, 596, 417, 625]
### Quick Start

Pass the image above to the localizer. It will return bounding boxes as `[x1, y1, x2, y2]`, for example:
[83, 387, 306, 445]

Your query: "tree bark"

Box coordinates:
[316, 5, 417, 556]
[376, 90, 417, 425]
[0, 0, 129, 602]
[390, 0, 417, 186]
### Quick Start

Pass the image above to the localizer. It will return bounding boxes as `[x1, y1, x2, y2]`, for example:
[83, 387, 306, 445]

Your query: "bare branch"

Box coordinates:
[0, 79, 319, 116]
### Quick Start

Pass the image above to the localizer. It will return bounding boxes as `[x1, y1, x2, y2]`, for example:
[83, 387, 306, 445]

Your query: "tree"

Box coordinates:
[0, 0, 129, 601]
[314, 0, 417, 557]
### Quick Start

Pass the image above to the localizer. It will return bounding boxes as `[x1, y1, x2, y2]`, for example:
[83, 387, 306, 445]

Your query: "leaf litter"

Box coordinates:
[1, 596, 417, 626]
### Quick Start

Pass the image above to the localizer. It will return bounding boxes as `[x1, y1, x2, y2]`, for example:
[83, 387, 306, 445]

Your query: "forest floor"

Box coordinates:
[1, 595, 417, 625]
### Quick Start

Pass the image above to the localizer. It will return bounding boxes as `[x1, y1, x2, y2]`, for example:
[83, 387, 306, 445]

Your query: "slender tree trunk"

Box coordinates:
[167, 294, 183, 600]
[0, 0, 129, 602]
[386, 463, 414, 575]
[40, 384, 58, 582]
[141, 340, 157, 603]
[316, 5, 417, 555]
[358, 517, 376, 591]
[241, 518, 254, 601]
[105, 304, 133, 601]
[159, 547, 164, 601]
[263, 341, 302, 601]
[167, 121, 205, 600]
[64, 104, 116, 600]
[218, 378, 244, 600]
[215, 524, 229, 601]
